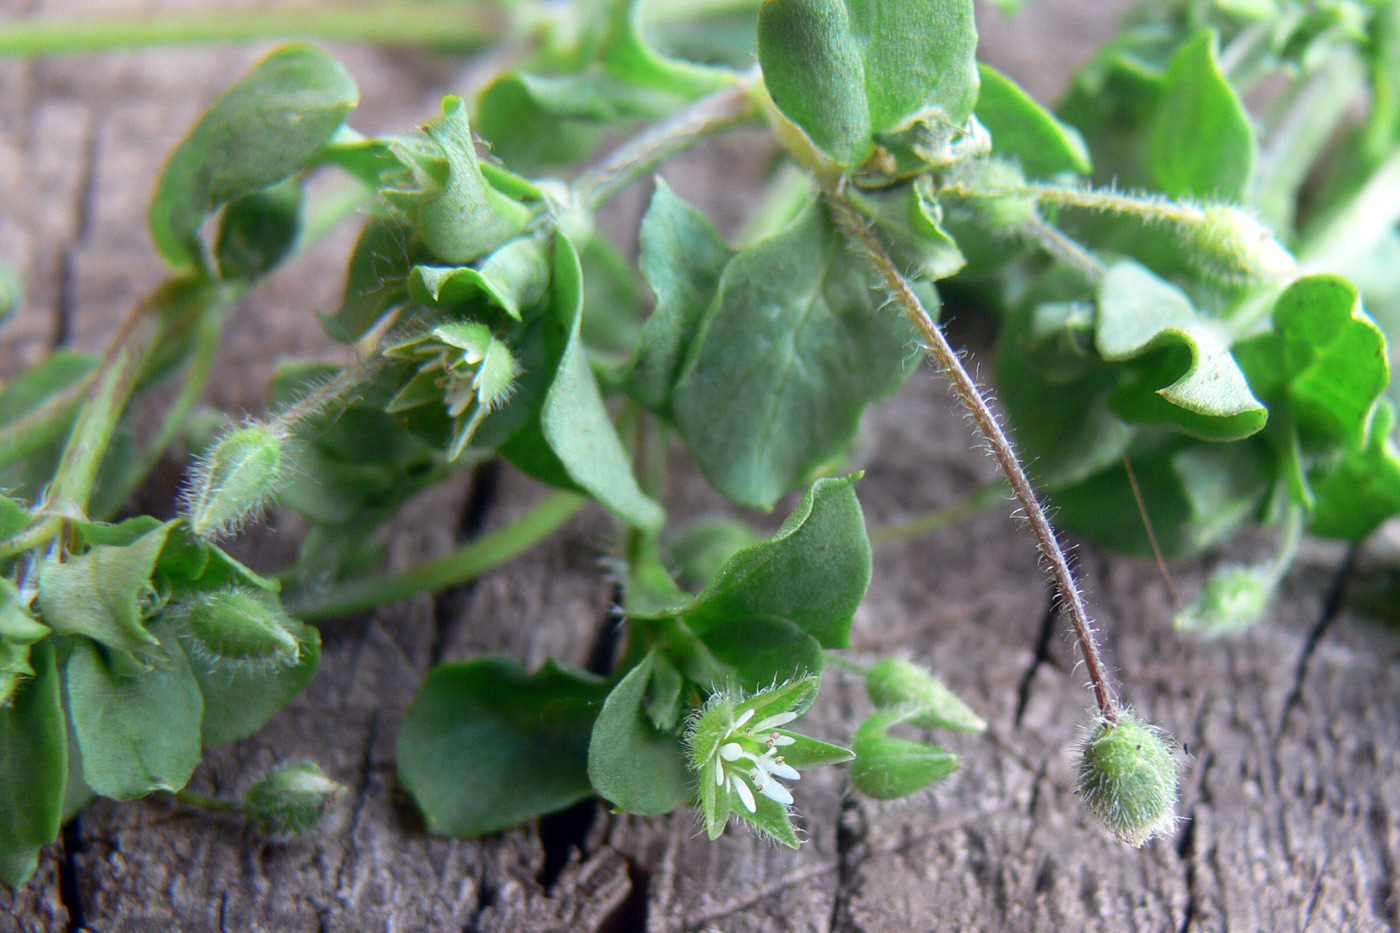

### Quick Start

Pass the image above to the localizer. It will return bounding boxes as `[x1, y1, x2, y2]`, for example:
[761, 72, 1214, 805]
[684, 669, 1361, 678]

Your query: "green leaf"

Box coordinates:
[1052, 436, 1274, 558]
[848, 177, 965, 282]
[770, 730, 854, 770]
[0, 578, 50, 707]
[384, 95, 532, 265]
[588, 651, 692, 815]
[757, 0, 980, 166]
[0, 640, 65, 888]
[321, 215, 416, 343]
[475, 72, 673, 174]
[579, 234, 644, 361]
[630, 179, 734, 415]
[599, 0, 735, 96]
[150, 44, 358, 271]
[1097, 261, 1267, 440]
[679, 475, 871, 649]
[1251, 276, 1388, 449]
[662, 517, 762, 592]
[996, 300, 1131, 486]
[670, 201, 918, 508]
[37, 522, 175, 652]
[507, 237, 665, 532]
[0, 496, 26, 539]
[1149, 30, 1255, 200]
[213, 177, 302, 282]
[976, 64, 1091, 178]
[408, 235, 550, 322]
[1309, 400, 1400, 539]
[65, 628, 203, 800]
[699, 614, 825, 692]
[396, 656, 610, 837]
[190, 615, 320, 745]
[850, 708, 959, 800]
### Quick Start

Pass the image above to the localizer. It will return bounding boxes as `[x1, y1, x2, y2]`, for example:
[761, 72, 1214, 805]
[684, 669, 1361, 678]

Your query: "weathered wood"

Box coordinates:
[3, 1, 1400, 930]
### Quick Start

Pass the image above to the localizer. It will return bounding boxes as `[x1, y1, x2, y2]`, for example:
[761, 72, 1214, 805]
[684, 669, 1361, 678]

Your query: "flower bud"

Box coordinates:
[1184, 206, 1296, 282]
[850, 709, 960, 800]
[244, 761, 344, 836]
[1076, 712, 1180, 847]
[182, 424, 285, 539]
[866, 657, 986, 732]
[182, 589, 300, 669]
[1174, 564, 1272, 637]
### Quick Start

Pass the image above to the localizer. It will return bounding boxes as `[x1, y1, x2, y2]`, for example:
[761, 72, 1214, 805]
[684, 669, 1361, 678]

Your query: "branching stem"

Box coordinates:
[826, 188, 1120, 724]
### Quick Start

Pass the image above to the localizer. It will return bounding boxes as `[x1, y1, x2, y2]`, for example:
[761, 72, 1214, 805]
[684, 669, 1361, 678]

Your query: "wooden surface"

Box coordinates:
[3, 1, 1400, 930]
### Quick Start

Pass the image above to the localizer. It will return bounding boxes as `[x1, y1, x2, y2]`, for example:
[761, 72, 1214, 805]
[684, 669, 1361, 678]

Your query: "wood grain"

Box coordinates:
[3, 1, 1398, 930]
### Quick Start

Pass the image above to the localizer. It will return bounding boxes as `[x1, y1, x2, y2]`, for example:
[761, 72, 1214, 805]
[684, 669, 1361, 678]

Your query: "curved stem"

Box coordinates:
[869, 479, 1008, 547]
[575, 70, 760, 212]
[826, 189, 1120, 724]
[288, 490, 585, 620]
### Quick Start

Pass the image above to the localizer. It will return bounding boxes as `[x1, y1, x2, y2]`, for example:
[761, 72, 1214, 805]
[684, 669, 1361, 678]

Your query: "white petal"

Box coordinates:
[770, 733, 796, 746]
[716, 759, 726, 786]
[770, 762, 800, 781]
[733, 776, 757, 813]
[759, 780, 794, 806]
[733, 708, 755, 730]
[749, 711, 798, 733]
[719, 742, 745, 761]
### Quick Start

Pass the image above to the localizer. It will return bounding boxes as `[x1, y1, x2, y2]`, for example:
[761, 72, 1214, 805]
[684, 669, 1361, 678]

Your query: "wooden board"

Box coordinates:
[3, 1, 1399, 930]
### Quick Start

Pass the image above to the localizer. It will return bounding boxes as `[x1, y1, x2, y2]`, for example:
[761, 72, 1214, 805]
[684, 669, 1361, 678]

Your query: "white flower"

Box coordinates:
[708, 708, 802, 813]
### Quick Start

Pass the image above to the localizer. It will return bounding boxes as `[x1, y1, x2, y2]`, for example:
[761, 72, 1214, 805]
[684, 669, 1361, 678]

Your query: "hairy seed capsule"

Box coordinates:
[182, 425, 285, 539]
[1187, 206, 1296, 282]
[184, 590, 300, 667]
[244, 761, 344, 836]
[1076, 712, 1180, 847]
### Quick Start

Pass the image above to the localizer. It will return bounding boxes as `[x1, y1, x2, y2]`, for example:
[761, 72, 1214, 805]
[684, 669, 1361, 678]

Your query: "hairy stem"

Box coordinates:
[287, 490, 585, 620]
[869, 479, 1009, 546]
[826, 189, 1120, 723]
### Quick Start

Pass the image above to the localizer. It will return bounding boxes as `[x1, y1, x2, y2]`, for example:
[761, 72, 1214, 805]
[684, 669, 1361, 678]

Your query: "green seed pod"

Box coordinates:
[183, 590, 300, 668]
[1076, 712, 1180, 847]
[244, 761, 344, 836]
[182, 424, 285, 539]
[1174, 564, 1272, 637]
[1185, 205, 1296, 282]
[866, 657, 986, 732]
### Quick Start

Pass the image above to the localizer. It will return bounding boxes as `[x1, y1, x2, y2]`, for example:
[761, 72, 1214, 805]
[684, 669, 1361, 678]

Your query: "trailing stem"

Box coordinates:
[825, 188, 1120, 724]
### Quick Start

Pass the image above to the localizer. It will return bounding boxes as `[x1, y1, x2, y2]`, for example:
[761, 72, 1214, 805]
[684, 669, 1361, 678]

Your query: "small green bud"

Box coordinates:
[244, 761, 344, 836]
[1076, 712, 1181, 847]
[182, 425, 285, 539]
[866, 657, 986, 732]
[1174, 564, 1272, 637]
[181, 589, 300, 669]
[1185, 206, 1296, 282]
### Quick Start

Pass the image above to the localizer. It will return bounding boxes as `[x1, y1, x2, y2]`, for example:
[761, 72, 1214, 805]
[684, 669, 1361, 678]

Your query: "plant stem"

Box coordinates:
[170, 790, 241, 814]
[0, 0, 758, 58]
[869, 479, 1008, 546]
[575, 69, 760, 212]
[288, 490, 585, 620]
[826, 189, 1120, 724]
[0, 2, 520, 56]
[825, 653, 874, 677]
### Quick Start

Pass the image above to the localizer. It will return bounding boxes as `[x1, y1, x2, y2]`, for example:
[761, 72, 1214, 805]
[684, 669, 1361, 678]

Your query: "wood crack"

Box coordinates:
[1278, 544, 1359, 735]
[58, 816, 87, 933]
[826, 791, 859, 933]
[1015, 588, 1061, 727]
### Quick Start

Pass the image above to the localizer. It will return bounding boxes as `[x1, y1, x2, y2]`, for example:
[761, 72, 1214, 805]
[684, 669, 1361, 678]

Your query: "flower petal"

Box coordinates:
[733, 776, 757, 813]
[770, 762, 801, 781]
[719, 742, 746, 761]
[750, 711, 799, 733]
[733, 708, 755, 731]
[759, 780, 794, 806]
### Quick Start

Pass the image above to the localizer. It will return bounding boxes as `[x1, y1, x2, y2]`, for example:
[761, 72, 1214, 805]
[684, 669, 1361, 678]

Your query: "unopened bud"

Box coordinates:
[866, 657, 986, 732]
[1076, 712, 1181, 847]
[1185, 206, 1296, 282]
[244, 761, 344, 836]
[182, 424, 285, 539]
[182, 589, 300, 669]
[1174, 564, 1272, 637]
[850, 709, 960, 800]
